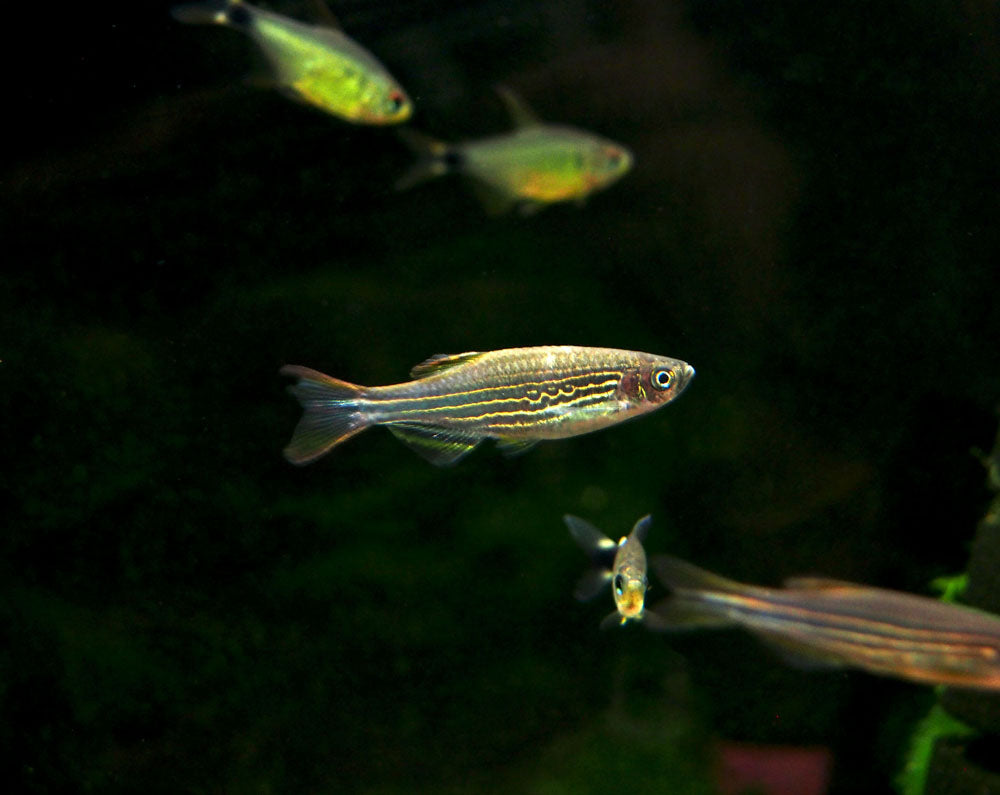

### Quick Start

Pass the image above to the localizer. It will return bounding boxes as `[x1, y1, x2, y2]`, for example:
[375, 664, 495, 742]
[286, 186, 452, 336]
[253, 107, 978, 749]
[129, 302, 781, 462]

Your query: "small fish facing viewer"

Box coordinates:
[650, 556, 1000, 690]
[396, 87, 633, 214]
[566, 514, 664, 628]
[281, 346, 694, 466]
[172, 0, 412, 124]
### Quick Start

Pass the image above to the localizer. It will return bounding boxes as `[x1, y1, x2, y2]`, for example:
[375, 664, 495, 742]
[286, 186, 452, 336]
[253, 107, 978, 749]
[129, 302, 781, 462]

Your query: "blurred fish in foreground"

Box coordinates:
[282, 346, 693, 466]
[566, 514, 664, 628]
[396, 87, 633, 214]
[650, 556, 1000, 690]
[171, 0, 412, 124]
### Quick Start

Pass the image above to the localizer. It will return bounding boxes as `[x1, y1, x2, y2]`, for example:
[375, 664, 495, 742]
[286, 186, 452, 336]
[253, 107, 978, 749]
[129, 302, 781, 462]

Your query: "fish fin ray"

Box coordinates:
[573, 570, 612, 602]
[495, 85, 541, 128]
[495, 437, 539, 457]
[280, 365, 368, 465]
[386, 423, 481, 466]
[395, 129, 457, 191]
[409, 351, 483, 379]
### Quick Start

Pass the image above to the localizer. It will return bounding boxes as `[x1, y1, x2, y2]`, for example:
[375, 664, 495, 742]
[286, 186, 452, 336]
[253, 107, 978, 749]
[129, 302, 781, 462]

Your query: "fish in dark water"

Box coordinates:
[172, 0, 412, 124]
[650, 556, 1000, 690]
[282, 346, 694, 466]
[566, 514, 662, 628]
[396, 87, 633, 214]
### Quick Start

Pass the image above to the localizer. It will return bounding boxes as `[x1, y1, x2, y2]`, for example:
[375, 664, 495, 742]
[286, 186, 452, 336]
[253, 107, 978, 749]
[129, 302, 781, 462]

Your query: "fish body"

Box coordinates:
[397, 88, 632, 214]
[172, 0, 412, 124]
[282, 346, 694, 466]
[651, 556, 1000, 690]
[566, 514, 655, 627]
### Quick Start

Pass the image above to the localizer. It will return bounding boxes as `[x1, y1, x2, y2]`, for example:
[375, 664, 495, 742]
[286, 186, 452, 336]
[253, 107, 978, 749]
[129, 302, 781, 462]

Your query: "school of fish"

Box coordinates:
[170, 0, 1000, 774]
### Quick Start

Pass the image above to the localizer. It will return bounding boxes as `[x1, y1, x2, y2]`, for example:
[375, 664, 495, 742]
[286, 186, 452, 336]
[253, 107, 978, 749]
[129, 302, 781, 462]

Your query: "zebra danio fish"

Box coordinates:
[281, 345, 694, 466]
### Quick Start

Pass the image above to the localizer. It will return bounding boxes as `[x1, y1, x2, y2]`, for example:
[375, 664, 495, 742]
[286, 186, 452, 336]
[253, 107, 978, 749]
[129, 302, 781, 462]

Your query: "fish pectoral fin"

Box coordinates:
[599, 611, 626, 630]
[573, 569, 612, 602]
[386, 423, 481, 466]
[564, 515, 617, 557]
[756, 631, 845, 671]
[494, 437, 539, 457]
[495, 85, 542, 128]
[409, 351, 483, 379]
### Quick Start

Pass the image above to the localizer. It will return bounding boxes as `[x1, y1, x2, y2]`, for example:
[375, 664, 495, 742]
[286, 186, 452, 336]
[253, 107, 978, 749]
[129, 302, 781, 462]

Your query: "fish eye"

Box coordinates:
[652, 368, 675, 390]
[388, 91, 406, 112]
[613, 574, 625, 595]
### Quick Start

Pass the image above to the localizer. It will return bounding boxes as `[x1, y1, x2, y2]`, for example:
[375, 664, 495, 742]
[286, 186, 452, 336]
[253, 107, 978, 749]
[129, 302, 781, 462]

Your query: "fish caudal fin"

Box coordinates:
[281, 365, 369, 465]
[647, 555, 743, 631]
[395, 129, 460, 191]
[170, 0, 248, 27]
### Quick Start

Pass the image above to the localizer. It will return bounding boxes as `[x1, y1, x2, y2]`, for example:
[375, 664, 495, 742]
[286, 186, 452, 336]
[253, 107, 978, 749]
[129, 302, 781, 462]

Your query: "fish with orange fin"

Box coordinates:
[650, 556, 1000, 690]
[172, 0, 412, 124]
[396, 87, 633, 214]
[281, 346, 693, 466]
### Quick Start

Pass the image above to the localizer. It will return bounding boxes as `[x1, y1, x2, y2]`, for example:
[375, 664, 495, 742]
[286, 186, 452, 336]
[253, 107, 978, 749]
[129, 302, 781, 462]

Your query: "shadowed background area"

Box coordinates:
[3, 0, 1000, 792]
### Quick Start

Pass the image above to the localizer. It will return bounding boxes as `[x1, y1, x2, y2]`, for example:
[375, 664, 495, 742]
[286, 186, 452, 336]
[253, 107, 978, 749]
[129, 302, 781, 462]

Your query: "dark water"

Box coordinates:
[4, 1, 1000, 792]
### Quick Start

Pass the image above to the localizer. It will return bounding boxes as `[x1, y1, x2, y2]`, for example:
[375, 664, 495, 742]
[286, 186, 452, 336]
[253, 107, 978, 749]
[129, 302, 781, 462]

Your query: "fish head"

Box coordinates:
[583, 138, 633, 189]
[613, 568, 648, 620]
[358, 79, 413, 124]
[617, 356, 695, 410]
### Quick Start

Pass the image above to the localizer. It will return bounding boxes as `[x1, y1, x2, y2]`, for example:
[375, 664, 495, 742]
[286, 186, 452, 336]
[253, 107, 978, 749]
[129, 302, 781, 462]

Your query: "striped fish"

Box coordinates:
[281, 346, 694, 466]
[566, 514, 660, 629]
[651, 556, 1000, 690]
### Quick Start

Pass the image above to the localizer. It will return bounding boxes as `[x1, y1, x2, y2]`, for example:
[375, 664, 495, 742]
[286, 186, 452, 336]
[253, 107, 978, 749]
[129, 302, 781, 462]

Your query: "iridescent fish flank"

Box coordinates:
[171, 0, 412, 124]
[566, 514, 661, 629]
[650, 556, 1000, 690]
[281, 346, 694, 466]
[396, 87, 633, 214]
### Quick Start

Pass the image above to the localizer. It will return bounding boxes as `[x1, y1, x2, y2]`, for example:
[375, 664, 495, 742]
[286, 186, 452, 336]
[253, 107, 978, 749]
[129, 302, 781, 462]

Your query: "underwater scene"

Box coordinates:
[5, 0, 1000, 792]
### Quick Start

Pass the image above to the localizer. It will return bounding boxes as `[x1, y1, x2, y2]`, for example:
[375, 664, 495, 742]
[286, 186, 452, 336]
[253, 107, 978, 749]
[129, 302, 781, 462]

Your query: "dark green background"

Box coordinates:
[4, 1, 999, 792]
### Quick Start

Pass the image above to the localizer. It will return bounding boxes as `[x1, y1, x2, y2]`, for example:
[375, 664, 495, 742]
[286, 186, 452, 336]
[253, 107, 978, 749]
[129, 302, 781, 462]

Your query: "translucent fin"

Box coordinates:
[756, 631, 845, 670]
[386, 423, 481, 466]
[630, 514, 652, 544]
[409, 351, 483, 379]
[599, 611, 626, 630]
[646, 597, 736, 630]
[469, 180, 518, 215]
[494, 438, 539, 457]
[516, 200, 545, 216]
[650, 555, 746, 595]
[307, 0, 341, 28]
[564, 515, 617, 555]
[573, 569, 612, 602]
[395, 129, 458, 191]
[171, 0, 245, 27]
[280, 365, 368, 465]
[495, 85, 542, 128]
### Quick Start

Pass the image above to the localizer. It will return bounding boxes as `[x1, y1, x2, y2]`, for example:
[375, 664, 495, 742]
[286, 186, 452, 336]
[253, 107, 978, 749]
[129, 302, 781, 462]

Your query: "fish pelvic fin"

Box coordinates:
[280, 365, 369, 465]
[170, 0, 249, 28]
[646, 555, 746, 631]
[394, 129, 461, 191]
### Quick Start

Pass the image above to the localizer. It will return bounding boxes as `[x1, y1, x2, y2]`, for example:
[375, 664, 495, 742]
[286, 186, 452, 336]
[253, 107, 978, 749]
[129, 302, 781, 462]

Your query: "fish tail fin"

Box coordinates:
[280, 365, 370, 465]
[647, 555, 743, 630]
[394, 129, 460, 191]
[170, 0, 249, 28]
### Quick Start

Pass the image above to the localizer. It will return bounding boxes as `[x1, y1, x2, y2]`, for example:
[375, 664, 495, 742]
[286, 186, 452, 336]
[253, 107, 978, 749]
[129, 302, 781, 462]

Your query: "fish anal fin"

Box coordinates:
[651, 555, 745, 595]
[646, 597, 735, 631]
[757, 631, 845, 671]
[783, 576, 861, 592]
[387, 423, 481, 466]
[409, 351, 483, 379]
[468, 180, 517, 215]
[495, 437, 539, 457]
[495, 85, 542, 128]
[573, 569, 612, 602]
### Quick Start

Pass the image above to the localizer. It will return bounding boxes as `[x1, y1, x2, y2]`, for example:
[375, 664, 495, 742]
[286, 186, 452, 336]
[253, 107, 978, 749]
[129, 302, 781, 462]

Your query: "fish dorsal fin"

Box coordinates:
[630, 514, 652, 543]
[308, 0, 342, 28]
[409, 351, 483, 379]
[386, 423, 481, 466]
[496, 85, 542, 128]
[783, 576, 859, 592]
